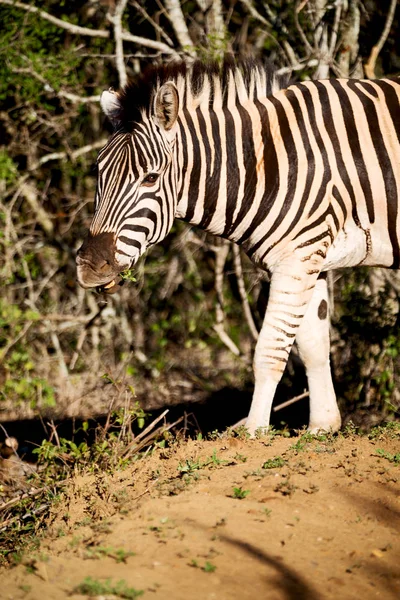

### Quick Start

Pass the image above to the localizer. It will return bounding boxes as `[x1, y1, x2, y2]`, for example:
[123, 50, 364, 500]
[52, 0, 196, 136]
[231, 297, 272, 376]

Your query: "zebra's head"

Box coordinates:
[76, 77, 180, 293]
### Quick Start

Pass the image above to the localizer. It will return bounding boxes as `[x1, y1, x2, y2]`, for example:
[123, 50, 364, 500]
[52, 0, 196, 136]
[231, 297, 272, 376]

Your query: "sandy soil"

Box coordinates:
[1, 430, 400, 600]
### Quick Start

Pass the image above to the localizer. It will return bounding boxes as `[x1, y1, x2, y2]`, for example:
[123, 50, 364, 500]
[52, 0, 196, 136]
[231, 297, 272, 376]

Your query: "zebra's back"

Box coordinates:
[244, 77, 400, 272]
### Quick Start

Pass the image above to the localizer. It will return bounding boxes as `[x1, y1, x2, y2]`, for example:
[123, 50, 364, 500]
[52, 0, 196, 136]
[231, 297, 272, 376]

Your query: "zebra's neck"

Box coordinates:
[174, 97, 279, 256]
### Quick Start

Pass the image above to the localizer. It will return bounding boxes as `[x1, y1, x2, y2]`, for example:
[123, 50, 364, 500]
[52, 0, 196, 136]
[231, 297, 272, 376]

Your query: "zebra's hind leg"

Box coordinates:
[295, 274, 341, 434]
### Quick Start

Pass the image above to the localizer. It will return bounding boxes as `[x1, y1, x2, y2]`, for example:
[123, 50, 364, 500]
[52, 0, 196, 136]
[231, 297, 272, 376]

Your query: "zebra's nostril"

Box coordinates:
[99, 260, 112, 271]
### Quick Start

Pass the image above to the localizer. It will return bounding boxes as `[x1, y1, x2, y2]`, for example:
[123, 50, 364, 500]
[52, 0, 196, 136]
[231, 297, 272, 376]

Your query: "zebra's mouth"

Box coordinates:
[96, 275, 125, 295]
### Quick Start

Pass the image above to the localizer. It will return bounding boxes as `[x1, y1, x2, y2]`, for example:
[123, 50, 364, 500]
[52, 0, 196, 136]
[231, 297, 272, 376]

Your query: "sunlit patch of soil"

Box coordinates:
[1, 430, 400, 600]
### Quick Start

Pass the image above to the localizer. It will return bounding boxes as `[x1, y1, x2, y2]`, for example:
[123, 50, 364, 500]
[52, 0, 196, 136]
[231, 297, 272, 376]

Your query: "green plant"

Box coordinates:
[177, 450, 231, 477]
[120, 269, 137, 283]
[289, 432, 328, 452]
[368, 422, 400, 440]
[83, 546, 134, 563]
[0, 150, 18, 185]
[234, 453, 248, 463]
[189, 559, 217, 572]
[262, 456, 286, 469]
[177, 458, 203, 475]
[203, 449, 232, 468]
[375, 449, 400, 464]
[73, 577, 143, 599]
[203, 561, 217, 573]
[19, 584, 31, 593]
[0, 303, 54, 408]
[231, 425, 251, 440]
[232, 487, 250, 499]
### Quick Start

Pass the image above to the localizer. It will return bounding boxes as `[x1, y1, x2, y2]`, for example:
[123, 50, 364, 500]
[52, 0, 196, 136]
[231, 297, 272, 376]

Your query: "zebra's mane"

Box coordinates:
[116, 57, 286, 131]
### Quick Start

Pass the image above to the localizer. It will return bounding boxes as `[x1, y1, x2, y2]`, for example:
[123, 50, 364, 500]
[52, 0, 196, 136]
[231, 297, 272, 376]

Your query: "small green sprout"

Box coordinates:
[232, 486, 250, 499]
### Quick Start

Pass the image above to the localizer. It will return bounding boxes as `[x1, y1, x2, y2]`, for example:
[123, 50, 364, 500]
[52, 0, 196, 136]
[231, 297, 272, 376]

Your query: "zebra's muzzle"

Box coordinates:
[76, 231, 127, 293]
[96, 276, 125, 295]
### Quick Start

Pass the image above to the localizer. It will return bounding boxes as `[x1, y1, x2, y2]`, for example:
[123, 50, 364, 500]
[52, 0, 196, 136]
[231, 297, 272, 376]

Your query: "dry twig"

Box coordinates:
[213, 241, 241, 356]
[364, 0, 397, 78]
[232, 245, 258, 341]
[272, 390, 309, 412]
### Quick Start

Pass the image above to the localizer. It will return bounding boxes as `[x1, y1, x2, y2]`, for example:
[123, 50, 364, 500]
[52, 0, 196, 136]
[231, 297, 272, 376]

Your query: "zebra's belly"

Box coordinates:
[323, 223, 394, 271]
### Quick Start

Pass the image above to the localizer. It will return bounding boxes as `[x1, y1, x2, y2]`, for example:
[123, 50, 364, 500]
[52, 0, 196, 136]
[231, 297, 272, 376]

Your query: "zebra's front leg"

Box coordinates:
[295, 274, 341, 433]
[245, 262, 322, 436]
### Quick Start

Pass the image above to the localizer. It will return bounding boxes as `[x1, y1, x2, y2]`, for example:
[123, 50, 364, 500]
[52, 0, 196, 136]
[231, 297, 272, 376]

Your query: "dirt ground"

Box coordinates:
[1, 430, 400, 600]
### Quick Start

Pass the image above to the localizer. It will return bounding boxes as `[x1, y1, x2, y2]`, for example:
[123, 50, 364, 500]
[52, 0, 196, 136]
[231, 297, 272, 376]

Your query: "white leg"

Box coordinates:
[245, 259, 322, 436]
[295, 275, 341, 433]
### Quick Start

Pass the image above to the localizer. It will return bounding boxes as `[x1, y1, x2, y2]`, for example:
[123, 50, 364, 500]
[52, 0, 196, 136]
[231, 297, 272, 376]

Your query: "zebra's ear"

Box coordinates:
[154, 82, 179, 132]
[100, 89, 122, 128]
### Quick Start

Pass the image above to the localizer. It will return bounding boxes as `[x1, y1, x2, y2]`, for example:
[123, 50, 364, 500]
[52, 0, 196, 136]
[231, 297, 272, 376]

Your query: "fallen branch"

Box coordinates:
[122, 409, 169, 458]
[131, 409, 169, 444]
[272, 390, 309, 412]
[0, 503, 49, 533]
[0, 488, 46, 513]
[123, 415, 185, 459]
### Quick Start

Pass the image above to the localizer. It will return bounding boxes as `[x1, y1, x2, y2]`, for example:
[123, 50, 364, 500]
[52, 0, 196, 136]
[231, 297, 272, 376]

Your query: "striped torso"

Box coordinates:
[175, 77, 400, 273]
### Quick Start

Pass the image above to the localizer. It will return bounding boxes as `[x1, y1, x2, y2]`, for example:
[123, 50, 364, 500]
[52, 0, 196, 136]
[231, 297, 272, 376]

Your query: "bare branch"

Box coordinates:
[328, 0, 342, 58]
[69, 308, 105, 370]
[0, 0, 109, 38]
[295, 0, 313, 55]
[110, 0, 129, 88]
[239, 0, 301, 67]
[164, 0, 196, 56]
[0, 321, 32, 365]
[364, 0, 397, 79]
[272, 390, 309, 412]
[240, 0, 285, 57]
[12, 65, 100, 105]
[120, 29, 180, 56]
[335, 0, 362, 78]
[19, 181, 53, 235]
[204, 0, 226, 55]
[213, 323, 241, 356]
[277, 58, 318, 75]
[232, 245, 258, 341]
[1, 0, 178, 56]
[213, 241, 241, 356]
[315, 27, 330, 78]
[55, 90, 101, 104]
[30, 139, 108, 171]
[240, 0, 270, 28]
[130, 0, 174, 46]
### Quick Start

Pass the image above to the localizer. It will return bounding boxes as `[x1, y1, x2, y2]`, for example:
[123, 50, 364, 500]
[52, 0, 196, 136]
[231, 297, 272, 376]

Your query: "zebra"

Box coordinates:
[76, 58, 400, 436]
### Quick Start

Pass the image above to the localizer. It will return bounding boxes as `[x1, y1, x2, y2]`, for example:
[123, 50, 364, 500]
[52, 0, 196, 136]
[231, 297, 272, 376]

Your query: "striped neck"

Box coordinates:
[174, 94, 279, 254]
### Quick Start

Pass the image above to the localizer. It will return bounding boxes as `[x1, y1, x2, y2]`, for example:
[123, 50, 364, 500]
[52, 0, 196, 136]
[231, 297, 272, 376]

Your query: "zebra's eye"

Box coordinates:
[142, 173, 159, 186]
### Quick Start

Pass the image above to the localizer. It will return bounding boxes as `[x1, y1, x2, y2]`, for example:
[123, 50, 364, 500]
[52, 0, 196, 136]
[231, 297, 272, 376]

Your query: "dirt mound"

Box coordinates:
[1, 430, 400, 599]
